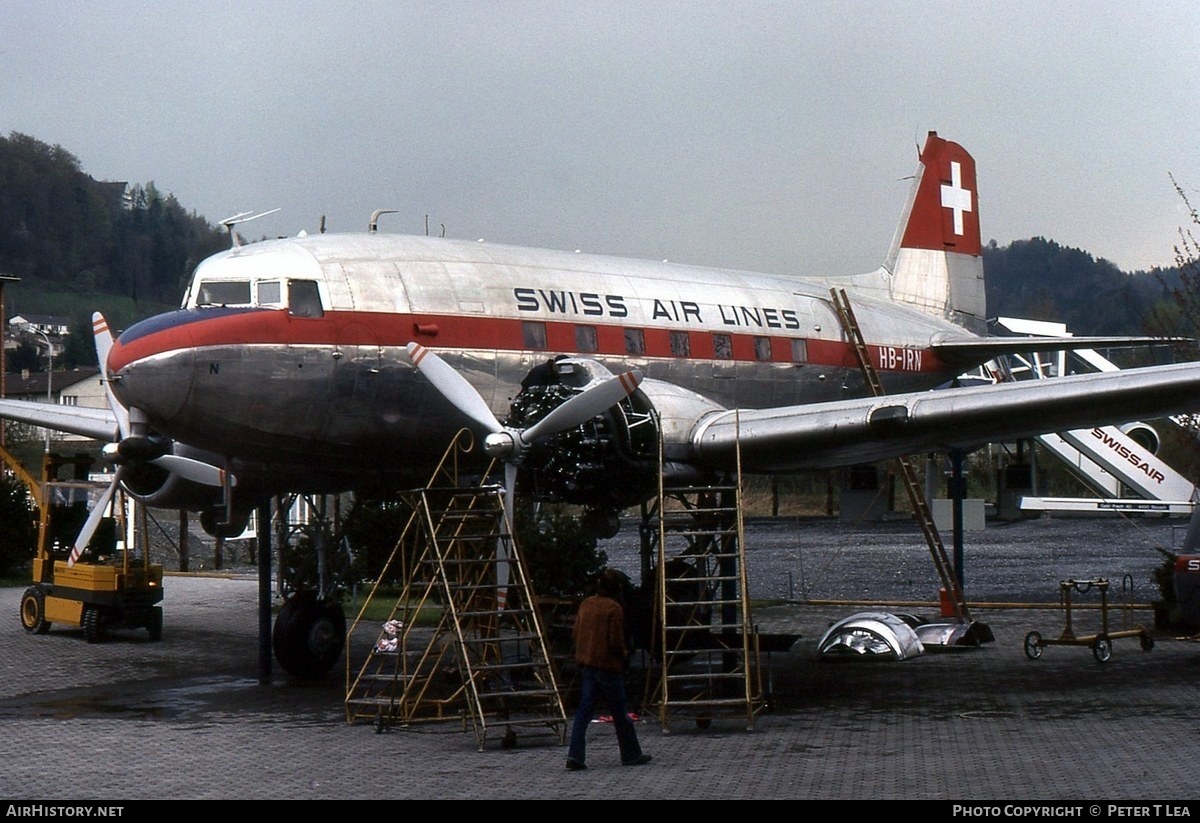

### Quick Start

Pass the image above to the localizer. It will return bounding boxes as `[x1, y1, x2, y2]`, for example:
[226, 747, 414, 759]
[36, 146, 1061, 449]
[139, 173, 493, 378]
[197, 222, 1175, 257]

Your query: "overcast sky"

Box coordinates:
[2, 1, 1197, 278]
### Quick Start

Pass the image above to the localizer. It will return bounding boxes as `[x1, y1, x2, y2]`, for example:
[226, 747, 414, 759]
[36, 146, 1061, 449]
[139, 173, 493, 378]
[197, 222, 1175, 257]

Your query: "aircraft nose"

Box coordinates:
[109, 336, 195, 424]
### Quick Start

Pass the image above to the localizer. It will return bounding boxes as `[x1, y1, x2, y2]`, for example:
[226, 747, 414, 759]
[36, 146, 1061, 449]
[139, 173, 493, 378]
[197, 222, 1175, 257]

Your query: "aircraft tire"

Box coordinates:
[20, 587, 50, 635]
[1091, 635, 1112, 663]
[272, 591, 346, 679]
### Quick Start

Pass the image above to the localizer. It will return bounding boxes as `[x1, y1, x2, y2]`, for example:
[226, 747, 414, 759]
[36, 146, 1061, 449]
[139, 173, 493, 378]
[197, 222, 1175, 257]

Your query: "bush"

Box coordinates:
[0, 472, 37, 576]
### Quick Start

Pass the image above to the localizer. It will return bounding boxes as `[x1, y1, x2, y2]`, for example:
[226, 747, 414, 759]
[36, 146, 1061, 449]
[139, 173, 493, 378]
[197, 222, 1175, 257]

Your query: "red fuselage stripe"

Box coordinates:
[108, 308, 945, 374]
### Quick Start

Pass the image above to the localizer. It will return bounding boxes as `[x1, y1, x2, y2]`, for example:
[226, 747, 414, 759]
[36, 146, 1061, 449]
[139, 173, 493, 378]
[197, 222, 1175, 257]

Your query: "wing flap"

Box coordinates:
[690, 361, 1200, 471]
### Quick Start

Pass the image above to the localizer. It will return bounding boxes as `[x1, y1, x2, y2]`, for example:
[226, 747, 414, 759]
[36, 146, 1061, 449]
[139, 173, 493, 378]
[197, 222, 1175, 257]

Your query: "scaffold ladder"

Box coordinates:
[345, 433, 567, 750]
[643, 415, 763, 732]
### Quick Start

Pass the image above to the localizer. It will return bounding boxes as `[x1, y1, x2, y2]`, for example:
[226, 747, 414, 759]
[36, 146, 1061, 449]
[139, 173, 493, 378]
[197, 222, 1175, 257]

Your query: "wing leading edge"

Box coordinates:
[0, 399, 117, 442]
[689, 361, 1200, 472]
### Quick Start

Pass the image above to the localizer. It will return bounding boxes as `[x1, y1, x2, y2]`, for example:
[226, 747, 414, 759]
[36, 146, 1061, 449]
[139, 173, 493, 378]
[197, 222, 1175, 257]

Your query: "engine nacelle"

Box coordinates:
[113, 442, 247, 538]
[507, 363, 723, 514]
[1119, 422, 1160, 455]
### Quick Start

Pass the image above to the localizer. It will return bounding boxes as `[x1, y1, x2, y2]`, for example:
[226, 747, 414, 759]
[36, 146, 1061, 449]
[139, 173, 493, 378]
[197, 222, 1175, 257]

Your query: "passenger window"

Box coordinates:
[523, 321, 547, 350]
[753, 336, 772, 362]
[713, 333, 733, 360]
[791, 339, 808, 363]
[288, 280, 324, 318]
[624, 328, 645, 356]
[669, 331, 690, 358]
[575, 325, 598, 353]
[198, 281, 251, 306]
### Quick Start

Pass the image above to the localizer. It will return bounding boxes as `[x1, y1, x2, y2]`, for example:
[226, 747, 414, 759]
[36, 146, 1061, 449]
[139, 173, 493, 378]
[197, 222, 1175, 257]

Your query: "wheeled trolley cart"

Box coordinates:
[1023, 578, 1153, 663]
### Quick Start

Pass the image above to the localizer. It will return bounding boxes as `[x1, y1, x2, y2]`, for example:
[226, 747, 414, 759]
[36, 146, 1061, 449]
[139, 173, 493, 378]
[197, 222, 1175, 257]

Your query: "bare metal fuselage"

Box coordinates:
[107, 233, 967, 494]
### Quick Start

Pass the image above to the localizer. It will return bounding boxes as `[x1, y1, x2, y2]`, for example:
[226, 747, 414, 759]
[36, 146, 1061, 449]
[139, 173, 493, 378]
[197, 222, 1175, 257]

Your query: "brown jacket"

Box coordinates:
[573, 594, 627, 672]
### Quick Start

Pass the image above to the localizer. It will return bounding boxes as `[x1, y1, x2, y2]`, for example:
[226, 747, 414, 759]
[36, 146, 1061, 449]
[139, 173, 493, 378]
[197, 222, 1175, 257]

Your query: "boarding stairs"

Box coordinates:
[344, 432, 567, 751]
[830, 288, 971, 621]
[643, 420, 765, 732]
[987, 320, 1197, 515]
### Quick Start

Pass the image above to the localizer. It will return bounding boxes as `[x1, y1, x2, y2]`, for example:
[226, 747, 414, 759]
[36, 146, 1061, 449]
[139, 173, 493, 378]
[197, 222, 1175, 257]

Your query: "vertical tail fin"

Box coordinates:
[884, 131, 986, 334]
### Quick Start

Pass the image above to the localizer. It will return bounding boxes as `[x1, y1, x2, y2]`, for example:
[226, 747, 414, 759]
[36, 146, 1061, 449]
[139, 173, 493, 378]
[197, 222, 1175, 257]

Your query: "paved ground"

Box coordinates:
[3, 515, 1200, 802]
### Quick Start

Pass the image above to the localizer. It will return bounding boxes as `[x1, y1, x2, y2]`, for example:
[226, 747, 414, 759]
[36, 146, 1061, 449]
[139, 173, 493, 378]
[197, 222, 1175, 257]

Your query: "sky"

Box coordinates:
[1, 1, 1197, 278]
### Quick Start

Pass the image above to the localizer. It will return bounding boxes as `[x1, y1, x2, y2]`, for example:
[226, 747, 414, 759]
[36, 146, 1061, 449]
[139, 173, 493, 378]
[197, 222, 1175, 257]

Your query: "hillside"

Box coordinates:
[0, 132, 226, 364]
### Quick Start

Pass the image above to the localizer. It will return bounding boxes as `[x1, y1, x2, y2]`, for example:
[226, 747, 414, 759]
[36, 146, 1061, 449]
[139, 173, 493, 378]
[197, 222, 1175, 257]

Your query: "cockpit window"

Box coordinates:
[288, 279, 324, 318]
[197, 281, 251, 306]
[257, 280, 282, 306]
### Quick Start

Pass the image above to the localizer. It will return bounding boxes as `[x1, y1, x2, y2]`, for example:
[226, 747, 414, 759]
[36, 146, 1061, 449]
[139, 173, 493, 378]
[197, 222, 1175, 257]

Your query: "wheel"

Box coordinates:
[1092, 635, 1113, 663]
[146, 607, 163, 642]
[1023, 631, 1043, 660]
[272, 591, 346, 678]
[82, 605, 108, 644]
[1140, 633, 1155, 652]
[20, 587, 50, 635]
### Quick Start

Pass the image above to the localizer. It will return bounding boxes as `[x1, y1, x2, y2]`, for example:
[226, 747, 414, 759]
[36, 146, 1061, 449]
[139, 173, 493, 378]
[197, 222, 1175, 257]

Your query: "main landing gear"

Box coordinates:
[272, 590, 346, 678]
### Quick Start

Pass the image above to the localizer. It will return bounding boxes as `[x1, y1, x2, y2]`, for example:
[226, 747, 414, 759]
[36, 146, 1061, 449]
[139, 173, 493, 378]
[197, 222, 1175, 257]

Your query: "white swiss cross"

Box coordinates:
[940, 160, 972, 236]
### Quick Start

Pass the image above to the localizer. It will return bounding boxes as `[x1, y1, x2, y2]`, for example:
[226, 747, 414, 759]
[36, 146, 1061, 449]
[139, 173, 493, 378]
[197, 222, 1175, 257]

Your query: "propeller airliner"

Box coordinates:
[4, 131, 1199, 676]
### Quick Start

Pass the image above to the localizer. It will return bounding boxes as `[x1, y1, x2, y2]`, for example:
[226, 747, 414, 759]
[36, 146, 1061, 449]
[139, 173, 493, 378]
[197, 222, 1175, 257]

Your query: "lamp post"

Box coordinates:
[34, 329, 52, 453]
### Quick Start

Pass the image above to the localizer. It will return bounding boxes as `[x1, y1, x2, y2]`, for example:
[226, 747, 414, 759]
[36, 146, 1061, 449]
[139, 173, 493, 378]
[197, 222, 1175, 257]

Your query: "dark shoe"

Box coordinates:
[622, 754, 652, 766]
[566, 759, 587, 771]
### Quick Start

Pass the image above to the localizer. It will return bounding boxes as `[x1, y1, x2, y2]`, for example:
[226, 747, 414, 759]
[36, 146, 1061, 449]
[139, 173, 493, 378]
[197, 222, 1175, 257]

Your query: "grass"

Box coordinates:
[344, 584, 444, 626]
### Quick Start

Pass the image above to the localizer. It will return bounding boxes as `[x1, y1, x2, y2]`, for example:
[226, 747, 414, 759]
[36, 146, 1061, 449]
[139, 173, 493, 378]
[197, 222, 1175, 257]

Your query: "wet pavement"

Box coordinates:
[2, 515, 1200, 801]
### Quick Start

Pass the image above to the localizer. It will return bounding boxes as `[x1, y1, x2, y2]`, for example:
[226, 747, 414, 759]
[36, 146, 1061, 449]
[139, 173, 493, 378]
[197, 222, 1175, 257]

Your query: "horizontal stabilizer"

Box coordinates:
[930, 334, 1188, 370]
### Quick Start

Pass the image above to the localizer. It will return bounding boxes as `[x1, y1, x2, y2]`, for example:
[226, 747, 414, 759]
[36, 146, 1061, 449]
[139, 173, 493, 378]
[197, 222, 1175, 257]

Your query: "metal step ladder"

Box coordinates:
[829, 288, 971, 621]
[643, 417, 764, 732]
[345, 432, 567, 751]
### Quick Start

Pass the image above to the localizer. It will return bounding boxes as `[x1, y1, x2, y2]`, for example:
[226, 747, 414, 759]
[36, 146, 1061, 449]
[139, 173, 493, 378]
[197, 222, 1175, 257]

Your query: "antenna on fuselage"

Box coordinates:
[219, 208, 281, 249]
[369, 209, 398, 233]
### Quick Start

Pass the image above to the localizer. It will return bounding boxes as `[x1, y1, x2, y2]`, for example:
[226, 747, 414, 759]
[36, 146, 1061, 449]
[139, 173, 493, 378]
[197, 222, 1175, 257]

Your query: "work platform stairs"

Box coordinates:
[644, 447, 766, 731]
[344, 436, 566, 751]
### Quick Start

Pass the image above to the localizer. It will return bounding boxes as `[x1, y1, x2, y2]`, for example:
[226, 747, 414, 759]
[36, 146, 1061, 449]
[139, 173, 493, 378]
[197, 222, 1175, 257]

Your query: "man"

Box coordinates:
[565, 568, 651, 770]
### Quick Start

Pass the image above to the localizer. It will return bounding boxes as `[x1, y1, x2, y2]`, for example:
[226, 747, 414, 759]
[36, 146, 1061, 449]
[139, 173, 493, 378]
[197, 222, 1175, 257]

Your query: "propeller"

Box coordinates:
[68, 314, 236, 565]
[406, 342, 643, 607]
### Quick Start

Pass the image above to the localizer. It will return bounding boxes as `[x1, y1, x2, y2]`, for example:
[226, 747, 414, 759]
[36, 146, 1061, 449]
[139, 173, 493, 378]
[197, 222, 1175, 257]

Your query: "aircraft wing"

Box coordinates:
[689, 361, 1200, 472]
[0, 398, 117, 442]
[930, 334, 1186, 370]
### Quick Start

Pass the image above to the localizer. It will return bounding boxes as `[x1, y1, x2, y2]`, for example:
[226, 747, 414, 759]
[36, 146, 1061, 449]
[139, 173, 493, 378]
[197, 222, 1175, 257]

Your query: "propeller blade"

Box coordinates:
[69, 471, 121, 567]
[151, 454, 237, 488]
[406, 342, 503, 434]
[520, 370, 643, 445]
[92, 312, 129, 439]
[496, 461, 518, 611]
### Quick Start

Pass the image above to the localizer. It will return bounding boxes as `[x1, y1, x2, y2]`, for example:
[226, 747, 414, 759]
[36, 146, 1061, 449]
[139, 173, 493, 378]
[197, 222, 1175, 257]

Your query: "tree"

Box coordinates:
[1158, 175, 1200, 340]
[0, 472, 36, 576]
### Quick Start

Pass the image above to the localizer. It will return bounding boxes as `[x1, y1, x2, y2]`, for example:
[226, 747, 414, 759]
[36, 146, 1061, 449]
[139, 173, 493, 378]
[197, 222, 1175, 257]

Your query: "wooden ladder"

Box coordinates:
[829, 288, 971, 621]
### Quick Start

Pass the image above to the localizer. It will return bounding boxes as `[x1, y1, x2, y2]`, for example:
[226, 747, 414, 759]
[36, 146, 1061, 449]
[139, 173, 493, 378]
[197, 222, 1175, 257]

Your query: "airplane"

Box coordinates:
[4, 130, 1200, 679]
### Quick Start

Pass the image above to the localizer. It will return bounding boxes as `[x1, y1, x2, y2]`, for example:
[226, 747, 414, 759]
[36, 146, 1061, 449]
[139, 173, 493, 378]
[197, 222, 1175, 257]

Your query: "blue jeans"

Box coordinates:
[567, 665, 643, 765]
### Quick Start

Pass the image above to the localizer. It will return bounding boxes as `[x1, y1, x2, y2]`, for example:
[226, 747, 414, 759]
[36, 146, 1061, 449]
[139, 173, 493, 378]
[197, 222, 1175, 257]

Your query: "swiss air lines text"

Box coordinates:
[513, 288, 801, 331]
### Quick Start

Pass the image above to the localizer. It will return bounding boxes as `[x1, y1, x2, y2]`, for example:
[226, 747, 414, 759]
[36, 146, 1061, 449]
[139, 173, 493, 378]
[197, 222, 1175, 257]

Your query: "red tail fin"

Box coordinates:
[886, 131, 986, 333]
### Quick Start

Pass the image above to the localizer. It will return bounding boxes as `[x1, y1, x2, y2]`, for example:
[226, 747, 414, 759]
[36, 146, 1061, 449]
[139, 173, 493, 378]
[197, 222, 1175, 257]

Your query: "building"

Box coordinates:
[8, 314, 72, 338]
